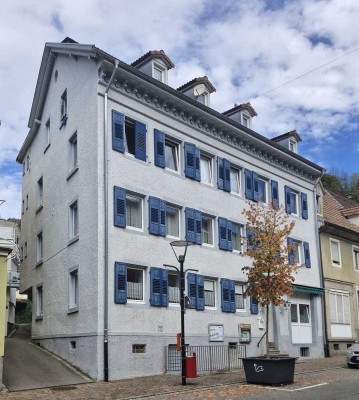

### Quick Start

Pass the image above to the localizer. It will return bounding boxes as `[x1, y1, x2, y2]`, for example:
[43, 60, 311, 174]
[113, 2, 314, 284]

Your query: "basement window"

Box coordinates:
[70, 341, 77, 350]
[300, 347, 309, 357]
[132, 344, 146, 354]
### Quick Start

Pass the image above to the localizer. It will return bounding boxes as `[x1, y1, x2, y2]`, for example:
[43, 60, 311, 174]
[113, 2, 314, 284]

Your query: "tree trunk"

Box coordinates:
[265, 303, 270, 358]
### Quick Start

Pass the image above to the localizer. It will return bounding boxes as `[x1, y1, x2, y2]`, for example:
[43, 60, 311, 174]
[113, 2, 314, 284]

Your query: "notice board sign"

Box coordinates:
[208, 324, 224, 342]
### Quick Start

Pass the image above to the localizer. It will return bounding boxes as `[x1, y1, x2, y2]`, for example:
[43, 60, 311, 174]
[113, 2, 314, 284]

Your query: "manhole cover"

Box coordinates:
[51, 386, 77, 391]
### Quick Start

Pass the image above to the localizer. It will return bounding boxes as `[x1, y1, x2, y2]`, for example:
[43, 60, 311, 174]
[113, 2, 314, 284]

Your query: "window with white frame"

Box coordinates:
[166, 204, 180, 238]
[36, 285, 43, 317]
[68, 268, 79, 311]
[37, 177, 43, 209]
[126, 194, 143, 230]
[330, 291, 350, 324]
[353, 247, 359, 271]
[242, 114, 250, 127]
[36, 232, 43, 263]
[69, 200, 79, 240]
[204, 279, 216, 308]
[45, 118, 51, 146]
[292, 240, 302, 265]
[168, 273, 180, 304]
[257, 177, 268, 203]
[289, 139, 297, 153]
[235, 283, 245, 311]
[165, 138, 179, 172]
[230, 167, 241, 194]
[153, 62, 166, 83]
[69, 132, 78, 172]
[200, 154, 213, 185]
[127, 267, 144, 301]
[61, 89, 67, 120]
[330, 238, 341, 266]
[232, 223, 244, 252]
[288, 188, 299, 215]
[202, 215, 214, 246]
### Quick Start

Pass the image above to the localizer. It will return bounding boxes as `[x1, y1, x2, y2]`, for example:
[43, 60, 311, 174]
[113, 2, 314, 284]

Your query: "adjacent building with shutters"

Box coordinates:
[17, 38, 325, 380]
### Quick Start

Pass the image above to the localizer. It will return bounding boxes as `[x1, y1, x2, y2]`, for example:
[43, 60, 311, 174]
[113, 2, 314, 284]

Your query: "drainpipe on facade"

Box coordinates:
[103, 60, 119, 382]
[313, 172, 329, 357]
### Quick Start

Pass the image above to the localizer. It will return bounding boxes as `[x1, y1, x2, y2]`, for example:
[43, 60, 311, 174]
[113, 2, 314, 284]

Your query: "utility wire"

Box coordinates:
[250, 46, 359, 100]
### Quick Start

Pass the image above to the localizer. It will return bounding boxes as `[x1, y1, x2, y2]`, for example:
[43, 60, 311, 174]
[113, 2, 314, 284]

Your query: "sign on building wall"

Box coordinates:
[208, 324, 224, 342]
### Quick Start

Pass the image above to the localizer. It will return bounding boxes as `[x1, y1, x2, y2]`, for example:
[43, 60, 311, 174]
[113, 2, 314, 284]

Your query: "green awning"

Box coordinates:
[291, 284, 324, 296]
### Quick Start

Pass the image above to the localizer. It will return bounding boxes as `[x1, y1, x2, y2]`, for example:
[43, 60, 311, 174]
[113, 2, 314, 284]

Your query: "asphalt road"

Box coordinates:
[3, 325, 89, 391]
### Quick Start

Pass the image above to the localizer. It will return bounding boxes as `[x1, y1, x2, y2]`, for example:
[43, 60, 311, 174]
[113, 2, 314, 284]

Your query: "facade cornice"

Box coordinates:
[101, 65, 322, 183]
[320, 222, 359, 243]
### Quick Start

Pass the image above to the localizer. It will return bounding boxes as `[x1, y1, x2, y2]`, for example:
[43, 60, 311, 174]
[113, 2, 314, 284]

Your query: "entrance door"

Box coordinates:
[291, 294, 312, 344]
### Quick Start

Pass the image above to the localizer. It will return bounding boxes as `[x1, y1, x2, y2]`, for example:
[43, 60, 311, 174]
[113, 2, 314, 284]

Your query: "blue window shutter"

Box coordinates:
[221, 278, 230, 312]
[195, 147, 201, 182]
[112, 110, 125, 153]
[114, 262, 127, 304]
[218, 217, 228, 250]
[223, 159, 231, 192]
[253, 172, 259, 202]
[114, 186, 126, 228]
[229, 280, 236, 313]
[154, 129, 165, 168]
[162, 269, 168, 306]
[150, 267, 162, 306]
[160, 200, 166, 237]
[188, 273, 197, 309]
[287, 237, 295, 264]
[135, 120, 146, 161]
[148, 197, 160, 235]
[245, 169, 253, 200]
[301, 193, 308, 220]
[197, 275, 205, 310]
[303, 242, 311, 268]
[195, 210, 202, 244]
[185, 208, 196, 243]
[271, 180, 279, 208]
[217, 157, 224, 190]
[250, 297, 258, 314]
[285, 186, 291, 213]
[227, 220, 233, 252]
[184, 142, 196, 179]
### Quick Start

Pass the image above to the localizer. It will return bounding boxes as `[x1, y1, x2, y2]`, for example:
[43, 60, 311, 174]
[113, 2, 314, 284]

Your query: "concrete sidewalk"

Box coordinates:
[0, 356, 347, 400]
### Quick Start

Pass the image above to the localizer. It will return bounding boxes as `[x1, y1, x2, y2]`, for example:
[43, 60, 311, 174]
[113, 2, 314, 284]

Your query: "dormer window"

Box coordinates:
[222, 103, 257, 128]
[289, 139, 297, 153]
[177, 77, 216, 105]
[242, 114, 250, 128]
[153, 63, 166, 83]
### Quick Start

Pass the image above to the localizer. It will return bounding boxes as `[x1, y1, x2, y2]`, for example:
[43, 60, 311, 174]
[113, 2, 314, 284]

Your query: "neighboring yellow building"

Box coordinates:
[320, 191, 359, 356]
[0, 240, 12, 386]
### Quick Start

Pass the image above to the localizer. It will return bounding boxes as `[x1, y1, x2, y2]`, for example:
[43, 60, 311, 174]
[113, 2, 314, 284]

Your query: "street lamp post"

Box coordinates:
[168, 240, 194, 386]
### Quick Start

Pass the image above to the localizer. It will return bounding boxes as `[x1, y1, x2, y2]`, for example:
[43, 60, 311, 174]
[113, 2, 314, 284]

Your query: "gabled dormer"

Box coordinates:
[177, 76, 216, 107]
[131, 50, 174, 85]
[222, 102, 257, 129]
[271, 130, 302, 154]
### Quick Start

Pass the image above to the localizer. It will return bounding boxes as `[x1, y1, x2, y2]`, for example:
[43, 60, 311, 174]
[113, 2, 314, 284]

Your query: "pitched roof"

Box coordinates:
[271, 130, 302, 143]
[323, 191, 359, 234]
[177, 76, 216, 93]
[222, 102, 257, 117]
[131, 50, 175, 69]
[330, 191, 359, 209]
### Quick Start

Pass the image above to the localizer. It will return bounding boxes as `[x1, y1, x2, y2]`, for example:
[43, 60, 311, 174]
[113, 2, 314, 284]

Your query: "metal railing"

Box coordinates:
[166, 344, 246, 373]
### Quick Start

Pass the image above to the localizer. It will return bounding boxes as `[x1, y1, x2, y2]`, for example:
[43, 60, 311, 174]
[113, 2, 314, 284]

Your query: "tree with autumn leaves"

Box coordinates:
[241, 201, 299, 358]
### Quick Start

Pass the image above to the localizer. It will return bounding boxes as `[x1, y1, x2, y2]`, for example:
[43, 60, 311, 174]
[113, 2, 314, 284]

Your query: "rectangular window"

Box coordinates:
[257, 178, 267, 203]
[299, 304, 310, 323]
[235, 283, 245, 311]
[204, 279, 216, 308]
[293, 240, 302, 265]
[45, 118, 51, 146]
[37, 177, 43, 209]
[285, 186, 299, 215]
[124, 117, 146, 161]
[232, 223, 244, 252]
[126, 194, 143, 230]
[230, 168, 240, 194]
[168, 273, 180, 304]
[200, 154, 212, 185]
[353, 247, 359, 271]
[127, 267, 144, 301]
[68, 268, 79, 311]
[69, 132, 78, 171]
[24, 242, 27, 258]
[242, 115, 249, 127]
[330, 291, 350, 324]
[132, 344, 146, 353]
[26, 154, 30, 170]
[330, 239, 341, 266]
[61, 90, 67, 119]
[36, 232, 43, 263]
[165, 139, 179, 171]
[202, 215, 214, 246]
[36, 285, 43, 317]
[26, 194, 29, 210]
[166, 205, 180, 238]
[69, 200, 79, 239]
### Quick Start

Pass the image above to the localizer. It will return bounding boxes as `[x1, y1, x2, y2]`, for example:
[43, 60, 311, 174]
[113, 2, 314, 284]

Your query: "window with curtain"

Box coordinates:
[126, 194, 142, 229]
[200, 155, 212, 185]
[166, 205, 179, 238]
[330, 291, 350, 324]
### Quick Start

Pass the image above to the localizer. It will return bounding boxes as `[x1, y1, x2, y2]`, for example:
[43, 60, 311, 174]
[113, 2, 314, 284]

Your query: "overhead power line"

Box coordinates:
[251, 46, 359, 100]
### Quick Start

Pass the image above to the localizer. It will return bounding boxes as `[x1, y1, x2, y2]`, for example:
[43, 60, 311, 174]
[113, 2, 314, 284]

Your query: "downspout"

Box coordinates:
[103, 60, 119, 382]
[313, 172, 329, 357]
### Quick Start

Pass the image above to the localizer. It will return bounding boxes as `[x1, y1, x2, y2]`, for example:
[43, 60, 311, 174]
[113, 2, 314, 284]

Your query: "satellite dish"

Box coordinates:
[194, 84, 206, 97]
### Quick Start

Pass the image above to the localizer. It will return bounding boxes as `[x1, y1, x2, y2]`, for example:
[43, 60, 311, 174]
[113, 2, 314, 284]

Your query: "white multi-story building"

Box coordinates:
[17, 38, 325, 380]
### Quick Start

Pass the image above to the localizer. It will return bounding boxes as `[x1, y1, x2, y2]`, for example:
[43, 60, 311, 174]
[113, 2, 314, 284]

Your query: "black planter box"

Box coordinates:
[242, 357, 296, 385]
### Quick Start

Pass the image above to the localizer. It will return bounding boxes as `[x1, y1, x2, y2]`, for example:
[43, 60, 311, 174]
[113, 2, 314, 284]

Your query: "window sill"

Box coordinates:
[126, 226, 144, 233]
[68, 236, 79, 247]
[35, 260, 43, 268]
[44, 143, 51, 154]
[67, 307, 79, 314]
[123, 153, 148, 165]
[200, 182, 214, 189]
[66, 166, 79, 181]
[127, 300, 146, 305]
[331, 263, 342, 268]
[36, 204, 43, 214]
[35, 315, 43, 321]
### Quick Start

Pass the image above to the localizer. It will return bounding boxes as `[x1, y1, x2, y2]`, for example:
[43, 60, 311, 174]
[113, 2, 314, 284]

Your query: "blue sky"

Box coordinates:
[0, 0, 358, 218]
